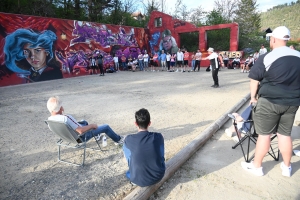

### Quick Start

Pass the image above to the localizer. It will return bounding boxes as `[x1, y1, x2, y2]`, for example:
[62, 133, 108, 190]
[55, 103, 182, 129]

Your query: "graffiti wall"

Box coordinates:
[0, 12, 149, 86]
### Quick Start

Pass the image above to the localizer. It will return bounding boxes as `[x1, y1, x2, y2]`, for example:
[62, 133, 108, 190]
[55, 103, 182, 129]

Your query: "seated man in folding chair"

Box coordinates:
[47, 96, 124, 144]
[225, 105, 252, 142]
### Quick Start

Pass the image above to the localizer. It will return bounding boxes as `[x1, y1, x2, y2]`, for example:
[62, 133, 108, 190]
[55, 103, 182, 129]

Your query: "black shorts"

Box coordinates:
[184, 60, 188, 65]
[177, 61, 183, 65]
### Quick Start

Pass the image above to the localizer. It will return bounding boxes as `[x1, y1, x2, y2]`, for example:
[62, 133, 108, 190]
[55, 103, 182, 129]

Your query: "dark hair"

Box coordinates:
[135, 108, 150, 129]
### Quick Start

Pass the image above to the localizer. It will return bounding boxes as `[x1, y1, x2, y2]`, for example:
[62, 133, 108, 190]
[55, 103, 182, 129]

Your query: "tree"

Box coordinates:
[189, 6, 206, 26]
[172, 0, 189, 21]
[214, 0, 237, 22]
[205, 10, 230, 50]
[234, 0, 261, 36]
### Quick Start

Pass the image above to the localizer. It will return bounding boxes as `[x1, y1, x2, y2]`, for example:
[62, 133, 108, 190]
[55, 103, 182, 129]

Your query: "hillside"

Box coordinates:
[260, 3, 300, 40]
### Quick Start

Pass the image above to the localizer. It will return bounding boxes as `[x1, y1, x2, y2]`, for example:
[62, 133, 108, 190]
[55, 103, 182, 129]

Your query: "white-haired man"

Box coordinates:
[203, 47, 223, 88]
[242, 26, 300, 177]
[47, 96, 124, 143]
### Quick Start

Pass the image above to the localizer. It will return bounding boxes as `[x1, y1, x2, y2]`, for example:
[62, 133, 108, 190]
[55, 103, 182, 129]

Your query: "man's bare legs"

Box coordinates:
[252, 134, 271, 168]
[277, 133, 292, 167]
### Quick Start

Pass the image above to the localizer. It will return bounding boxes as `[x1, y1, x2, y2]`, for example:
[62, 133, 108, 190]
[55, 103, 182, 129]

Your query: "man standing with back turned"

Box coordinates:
[123, 108, 165, 187]
[241, 26, 300, 177]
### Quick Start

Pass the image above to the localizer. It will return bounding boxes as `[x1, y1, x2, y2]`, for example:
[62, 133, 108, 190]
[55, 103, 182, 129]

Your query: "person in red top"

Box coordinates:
[121, 54, 127, 70]
[183, 51, 189, 72]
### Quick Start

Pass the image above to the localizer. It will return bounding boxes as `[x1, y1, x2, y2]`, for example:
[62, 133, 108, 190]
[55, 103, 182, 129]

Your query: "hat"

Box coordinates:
[207, 47, 214, 52]
[162, 29, 172, 38]
[266, 26, 290, 40]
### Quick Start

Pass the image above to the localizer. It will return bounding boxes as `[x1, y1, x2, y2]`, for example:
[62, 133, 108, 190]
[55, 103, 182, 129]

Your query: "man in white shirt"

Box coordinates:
[143, 51, 149, 71]
[231, 57, 240, 68]
[113, 54, 119, 71]
[176, 49, 184, 72]
[47, 96, 124, 143]
[203, 47, 223, 88]
[259, 44, 267, 56]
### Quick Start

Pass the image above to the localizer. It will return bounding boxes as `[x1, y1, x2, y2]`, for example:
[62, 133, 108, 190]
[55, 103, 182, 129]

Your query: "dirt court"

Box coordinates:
[0, 69, 299, 200]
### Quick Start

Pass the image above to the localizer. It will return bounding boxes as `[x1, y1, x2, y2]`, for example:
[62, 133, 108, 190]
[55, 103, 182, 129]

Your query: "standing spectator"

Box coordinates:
[203, 47, 223, 88]
[153, 53, 159, 71]
[138, 52, 144, 71]
[253, 51, 259, 63]
[98, 54, 104, 76]
[259, 44, 267, 56]
[149, 53, 155, 72]
[113, 54, 119, 72]
[189, 52, 196, 72]
[242, 26, 300, 177]
[143, 51, 149, 71]
[176, 49, 184, 72]
[183, 50, 189, 72]
[194, 49, 202, 71]
[121, 54, 127, 71]
[170, 53, 176, 72]
[166, 52, 171, 71]
[123, 108, 165, 187]
[160, 50, 167, 71]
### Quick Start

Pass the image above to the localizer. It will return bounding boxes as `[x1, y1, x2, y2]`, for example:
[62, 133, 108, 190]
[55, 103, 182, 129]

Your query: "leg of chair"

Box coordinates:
[82, 142, 86, 166]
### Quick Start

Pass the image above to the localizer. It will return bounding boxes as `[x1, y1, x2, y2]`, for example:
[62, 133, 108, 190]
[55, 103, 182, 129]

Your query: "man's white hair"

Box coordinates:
[47, 96, 62, 113]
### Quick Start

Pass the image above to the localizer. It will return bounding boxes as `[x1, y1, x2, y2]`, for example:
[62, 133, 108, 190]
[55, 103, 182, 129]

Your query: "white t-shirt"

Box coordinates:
[143, 54, 149, 62]
[259, 48, 267, 56]
[113, 56, 119, 63]
[166, 54, 171, 61]
[176, 52, 184, 61]
[195, 52, 202, 60]
[48, 114, 81, 131]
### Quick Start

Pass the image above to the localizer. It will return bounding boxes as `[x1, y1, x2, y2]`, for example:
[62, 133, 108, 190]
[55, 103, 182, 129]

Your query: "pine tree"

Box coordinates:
[234, 0, 261, 36]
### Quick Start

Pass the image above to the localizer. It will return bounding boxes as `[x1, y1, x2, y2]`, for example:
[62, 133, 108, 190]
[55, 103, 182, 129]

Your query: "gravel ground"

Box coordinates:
[1, 68, 298, 200]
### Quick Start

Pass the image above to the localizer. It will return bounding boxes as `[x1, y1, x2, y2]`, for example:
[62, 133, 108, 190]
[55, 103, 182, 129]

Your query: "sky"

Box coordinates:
[163, 0, 295, 14]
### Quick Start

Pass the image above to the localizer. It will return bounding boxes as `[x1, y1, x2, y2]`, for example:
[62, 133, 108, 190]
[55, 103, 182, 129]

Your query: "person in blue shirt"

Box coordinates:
[123, 108, 165, 187]
[160, 50, 167, 71]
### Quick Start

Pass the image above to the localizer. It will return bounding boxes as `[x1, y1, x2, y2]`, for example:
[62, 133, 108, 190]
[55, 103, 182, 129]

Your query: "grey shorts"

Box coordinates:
[252, 97, 299, 136]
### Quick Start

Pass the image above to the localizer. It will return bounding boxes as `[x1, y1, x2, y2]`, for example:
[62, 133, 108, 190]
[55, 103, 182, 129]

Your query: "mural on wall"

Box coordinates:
[0, 12, 149, 86]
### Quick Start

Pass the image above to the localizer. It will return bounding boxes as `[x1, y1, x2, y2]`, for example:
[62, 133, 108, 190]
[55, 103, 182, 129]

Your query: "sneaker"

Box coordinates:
[95, 133, 105, 141]
[175, 69, 179, 72]
[280, 162, 292, 177]
[232, 136, 239, 143]
[115, 135, 125, 145]
[241, 162, 264, 176]
[211, 85, 216, 87]
[225, 128, 233, 137]
[214, 85, 219, 88]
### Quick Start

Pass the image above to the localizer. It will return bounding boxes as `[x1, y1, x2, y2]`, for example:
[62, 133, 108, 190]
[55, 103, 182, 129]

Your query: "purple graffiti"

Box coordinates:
[71, 21, 138, 48]
[149, 31, 160, 54]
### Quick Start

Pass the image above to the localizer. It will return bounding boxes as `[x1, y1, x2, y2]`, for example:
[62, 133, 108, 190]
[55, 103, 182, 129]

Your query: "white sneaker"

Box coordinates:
[175, 69, 179, 72]
[241, 162, 264, 176]
[232, 136, 239, 143]
[280, 162, 292, 177]
[225, 128, 233, 137]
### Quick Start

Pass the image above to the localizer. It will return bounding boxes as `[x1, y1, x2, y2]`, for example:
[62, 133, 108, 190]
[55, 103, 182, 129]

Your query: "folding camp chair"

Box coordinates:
[229, 105, 280, 162]
[45, 120, 102, 166]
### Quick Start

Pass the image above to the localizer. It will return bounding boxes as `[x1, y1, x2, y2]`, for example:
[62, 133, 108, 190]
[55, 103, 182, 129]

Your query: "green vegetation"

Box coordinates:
[261, 2, 300, 41]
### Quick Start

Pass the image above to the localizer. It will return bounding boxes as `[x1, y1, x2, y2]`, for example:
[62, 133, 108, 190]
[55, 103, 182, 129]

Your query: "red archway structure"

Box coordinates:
[148, 10, 239, 53]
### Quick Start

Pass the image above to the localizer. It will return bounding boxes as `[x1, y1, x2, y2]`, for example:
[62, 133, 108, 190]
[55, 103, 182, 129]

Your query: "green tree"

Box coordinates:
[234, 0, 261, 36]
[205, 10, 230, 50]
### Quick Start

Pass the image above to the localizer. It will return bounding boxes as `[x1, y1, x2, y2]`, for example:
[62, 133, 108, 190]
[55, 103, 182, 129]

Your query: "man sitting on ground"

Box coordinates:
[47, 96, 124, 143]
[123, 108, 165, 187]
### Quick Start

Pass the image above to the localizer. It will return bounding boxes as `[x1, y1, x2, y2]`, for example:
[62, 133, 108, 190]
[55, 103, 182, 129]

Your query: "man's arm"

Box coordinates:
[250, 79, 259, 104]
[75, 124, 97, 134]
